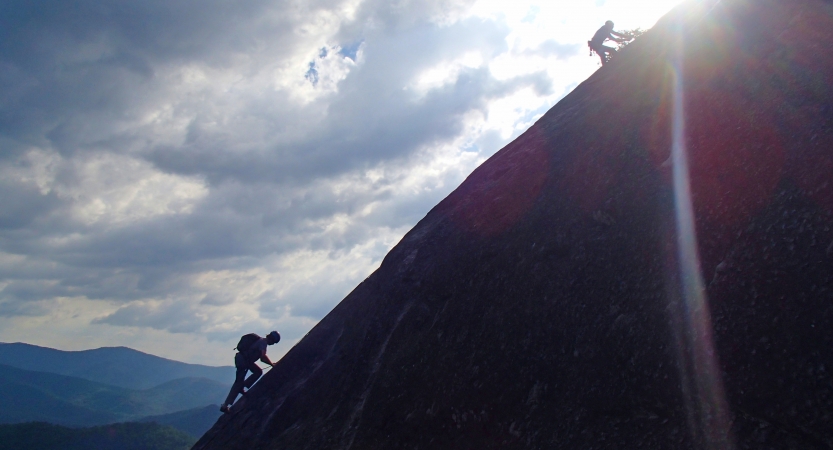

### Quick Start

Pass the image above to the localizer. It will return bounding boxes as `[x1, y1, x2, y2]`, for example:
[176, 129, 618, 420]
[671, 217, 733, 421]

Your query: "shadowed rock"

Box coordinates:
[194, 1, 833, 448]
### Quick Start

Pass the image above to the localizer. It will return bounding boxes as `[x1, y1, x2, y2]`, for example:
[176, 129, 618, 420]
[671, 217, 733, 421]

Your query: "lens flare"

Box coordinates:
[670, 22, 733, 450]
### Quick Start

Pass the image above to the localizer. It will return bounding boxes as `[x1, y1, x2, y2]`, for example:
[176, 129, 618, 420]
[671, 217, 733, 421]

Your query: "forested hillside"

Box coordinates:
[0, 422, 195, 450]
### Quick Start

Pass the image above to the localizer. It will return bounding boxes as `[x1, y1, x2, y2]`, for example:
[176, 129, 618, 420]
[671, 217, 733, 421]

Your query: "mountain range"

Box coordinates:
[0, 342, 233, 390]
[0, 364, 225, 426]
[0, 342, 232, 438]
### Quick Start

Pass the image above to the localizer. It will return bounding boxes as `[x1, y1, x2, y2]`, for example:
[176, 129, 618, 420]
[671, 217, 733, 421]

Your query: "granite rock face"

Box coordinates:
[194, 1, 833, 448]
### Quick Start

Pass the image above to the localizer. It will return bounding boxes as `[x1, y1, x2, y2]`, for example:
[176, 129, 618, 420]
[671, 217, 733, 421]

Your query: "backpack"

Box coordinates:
[235, 333, 261, 358]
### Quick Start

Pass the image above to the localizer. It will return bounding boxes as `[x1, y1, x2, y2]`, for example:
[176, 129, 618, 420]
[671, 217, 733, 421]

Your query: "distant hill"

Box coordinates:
[139, 405, 222, 438]
[0, 381, 122, 427]
[0, 342, 234, 390]
[0, 364, 227, 427]
[0, 422, 195, 450]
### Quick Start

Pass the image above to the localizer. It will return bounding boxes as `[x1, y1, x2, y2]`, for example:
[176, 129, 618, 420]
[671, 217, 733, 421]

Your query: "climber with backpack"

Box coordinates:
[588, 20, 631, 66]
[220, 330, 281, 414]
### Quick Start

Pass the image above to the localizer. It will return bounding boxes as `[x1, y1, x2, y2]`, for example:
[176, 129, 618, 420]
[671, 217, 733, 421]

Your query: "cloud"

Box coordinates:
[93, 298, 207, 334]
[0, 298, 53, 317]
[145, 17, 518, 187]
[0, 180, 62, 230]
[524, 40, 582, 59]
[0, 0, 651, 364]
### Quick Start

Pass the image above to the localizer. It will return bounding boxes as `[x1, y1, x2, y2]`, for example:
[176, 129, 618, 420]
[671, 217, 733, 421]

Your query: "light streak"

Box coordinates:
[670, 20, 734, 450]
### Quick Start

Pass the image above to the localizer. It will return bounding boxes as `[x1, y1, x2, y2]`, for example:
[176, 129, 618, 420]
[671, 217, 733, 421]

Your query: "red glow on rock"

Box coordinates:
[683, 88, 785, 228]
[770, 1, 833, 87]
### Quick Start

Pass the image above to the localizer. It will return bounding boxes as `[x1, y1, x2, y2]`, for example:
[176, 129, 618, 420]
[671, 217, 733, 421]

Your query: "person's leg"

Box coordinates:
[243, 362, 263, 389]
[590, 43, 605, 65]
[601, 45, 616, 64]
[223, 353, 249, 406]
[591, 44, 613, 65]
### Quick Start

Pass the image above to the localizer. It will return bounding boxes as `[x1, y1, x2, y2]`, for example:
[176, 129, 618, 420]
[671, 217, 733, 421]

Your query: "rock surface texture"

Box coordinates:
[194, 1, 833, 448]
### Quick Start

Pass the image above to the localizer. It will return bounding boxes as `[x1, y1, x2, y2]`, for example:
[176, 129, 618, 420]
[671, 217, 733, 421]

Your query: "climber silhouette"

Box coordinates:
[220, 330, 280, 414]
[589, 20, 630, 66]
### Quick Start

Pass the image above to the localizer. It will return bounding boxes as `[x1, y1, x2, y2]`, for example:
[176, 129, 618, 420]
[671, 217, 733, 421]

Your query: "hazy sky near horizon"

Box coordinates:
[0, 0, 683, 366]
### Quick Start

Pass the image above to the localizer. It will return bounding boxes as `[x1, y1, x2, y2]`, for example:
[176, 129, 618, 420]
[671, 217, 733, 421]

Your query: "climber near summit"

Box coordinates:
[589, 20, 631, 66]
[220, 330, 281, 414]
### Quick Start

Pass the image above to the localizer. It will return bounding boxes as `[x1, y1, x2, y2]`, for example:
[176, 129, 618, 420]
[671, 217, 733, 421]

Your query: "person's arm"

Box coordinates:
[610, 30, 630, 42]
[258, 340, 275, 366]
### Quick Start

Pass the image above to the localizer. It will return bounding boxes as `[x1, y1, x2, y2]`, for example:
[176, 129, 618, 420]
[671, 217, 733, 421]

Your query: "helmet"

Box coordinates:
[267, 331, 281, 343]
[605, 20, 614, 28]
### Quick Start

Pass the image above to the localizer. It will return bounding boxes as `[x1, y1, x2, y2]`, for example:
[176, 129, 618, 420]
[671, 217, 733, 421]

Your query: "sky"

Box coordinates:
[0, 0, 684, 366]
